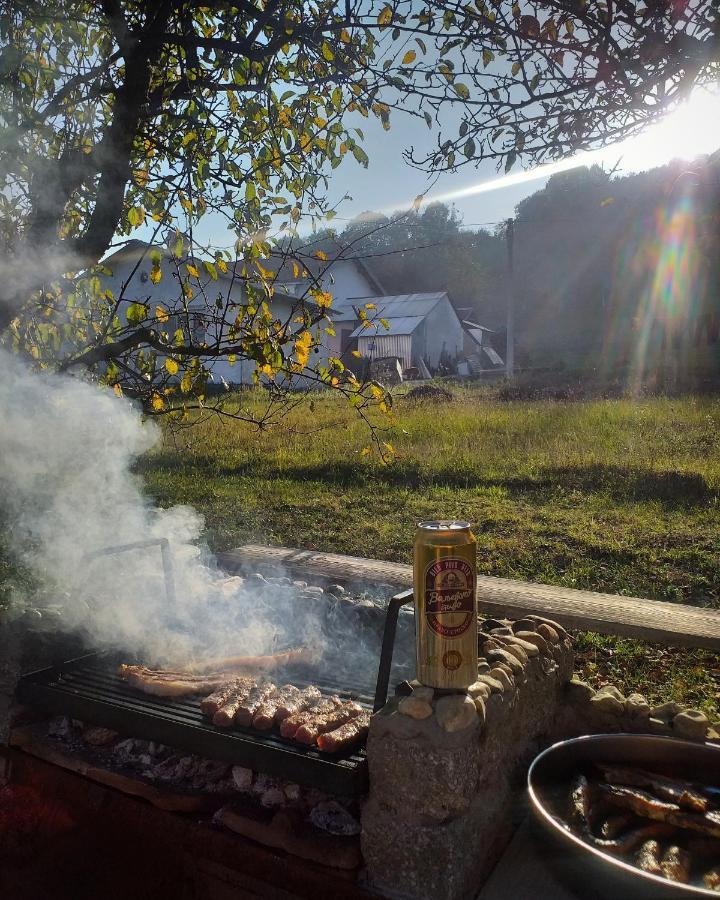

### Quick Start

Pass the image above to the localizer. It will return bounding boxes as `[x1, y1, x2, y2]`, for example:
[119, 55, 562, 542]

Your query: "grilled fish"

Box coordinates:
[599, 783, 720, 838]
[660, 845, 691, 884]
[599, 765, 709, 813]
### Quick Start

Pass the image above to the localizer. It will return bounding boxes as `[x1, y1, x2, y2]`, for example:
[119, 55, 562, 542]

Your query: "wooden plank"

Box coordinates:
[216, 544, 720, 650]
[477, 817, 579, 900]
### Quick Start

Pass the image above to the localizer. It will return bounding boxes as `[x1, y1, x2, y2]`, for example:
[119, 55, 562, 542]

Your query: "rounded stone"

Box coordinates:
[328, 583, 346, 594]
[489, 626, 515, 638]
[649, 716, 672, 735]
[488, 667, 514, 693]
[496, 642, 529, 666]
[650, 701, 683, 722]
[536, 623, 560, 645]
[673, 709, 709, 741]
[515, 631, 551, 655]
[486, 648, 523, 674]
[435, 694, 478, 733]
[511, 619, 538, 633]
[625, 693, 650, 718]
[527, 615, 570, 640]
[468, 681, 492, 700]
[500, 636, 539, 658]
[566, 677, 595, 704]
[474, 696, 486, 726]
[595, 685, 625, 702]
[474, 673, 505, 694]
[412, 686, 435, 703]
[398, 696, 434, 720]
[590, 693, 625, 716]
[480, 618, 509, 633]
[477, 660, 491, 675]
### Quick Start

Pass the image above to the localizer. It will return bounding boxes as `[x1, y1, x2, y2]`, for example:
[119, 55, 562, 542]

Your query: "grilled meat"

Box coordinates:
[252, 684, 302, 730]
[570, 774, 592, 831]
[599, 765, 709, 813]
[279, 697, 343, 738]
[235, 683, 277, 727]
[660, 845, 691, 884]
[212, 679, 257, 727]
[293, 701, 363, 746]
[588, 823, 676, 855]
[119, 665, 231, 697]
[201, 678, 252, 715]
[317, 712, 371, 753]
[275, 686, 322, 722]
[635, 839, 663, 875]
[599, 784, 720, 838]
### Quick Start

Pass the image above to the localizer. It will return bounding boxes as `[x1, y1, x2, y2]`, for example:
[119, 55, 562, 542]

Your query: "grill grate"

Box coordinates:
[16, 653, 373, 795]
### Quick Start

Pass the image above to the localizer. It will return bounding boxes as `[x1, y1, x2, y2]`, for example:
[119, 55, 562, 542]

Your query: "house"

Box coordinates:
[97, 240, 328, 387]
[344, 292, 465, 372]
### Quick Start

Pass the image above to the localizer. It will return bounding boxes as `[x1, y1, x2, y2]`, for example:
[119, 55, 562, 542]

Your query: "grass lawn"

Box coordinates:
[138, 387, 720, 718]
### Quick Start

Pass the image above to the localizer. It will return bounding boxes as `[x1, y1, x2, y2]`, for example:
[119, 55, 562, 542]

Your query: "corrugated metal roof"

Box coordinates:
[349, 315, 425, 338]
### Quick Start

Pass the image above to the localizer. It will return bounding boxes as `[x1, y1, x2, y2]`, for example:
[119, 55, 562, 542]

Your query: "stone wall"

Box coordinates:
[361, 615, 574, 900]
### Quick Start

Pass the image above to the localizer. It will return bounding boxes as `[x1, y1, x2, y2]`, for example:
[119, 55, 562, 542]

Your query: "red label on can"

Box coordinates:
[424, 558, 475, 638]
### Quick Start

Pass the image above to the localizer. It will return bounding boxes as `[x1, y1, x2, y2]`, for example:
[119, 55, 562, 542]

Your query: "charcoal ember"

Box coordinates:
[309, 800, 361, 836]
[260, 787, 286, 808]
[112, 738, 137, 758]
[197, 759, 231, 784]
[232, 766, 254, 792]
[82, 725, 120, 747]
[152, 754, 183, 780]
[251, 773, 280, 797]
[47, 716, 75, 740]
[284, 782, 302, 802]
[148, 741, 167, 758]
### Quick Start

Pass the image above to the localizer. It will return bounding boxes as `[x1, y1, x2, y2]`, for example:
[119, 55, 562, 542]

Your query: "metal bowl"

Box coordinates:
[528, 734, 720, 899]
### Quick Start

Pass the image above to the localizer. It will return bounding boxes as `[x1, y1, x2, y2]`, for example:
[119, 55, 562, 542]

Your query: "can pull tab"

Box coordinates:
[373, 589, 414, 712]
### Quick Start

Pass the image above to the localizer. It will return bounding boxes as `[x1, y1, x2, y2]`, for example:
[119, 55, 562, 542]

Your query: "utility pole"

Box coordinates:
[505, 217, 515, 380]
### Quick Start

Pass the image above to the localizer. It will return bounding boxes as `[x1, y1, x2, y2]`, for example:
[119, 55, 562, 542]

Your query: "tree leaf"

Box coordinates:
[165, 358, 179, 375]
[402, 50, 416, 65]
[454, 83, 470, 99]
[377, 6, 393, 26]
[186, 264, 199, 278]
[464, 137, 476, 158]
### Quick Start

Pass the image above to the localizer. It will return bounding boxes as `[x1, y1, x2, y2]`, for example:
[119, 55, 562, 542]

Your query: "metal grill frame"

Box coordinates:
[15, 588, 414, 796]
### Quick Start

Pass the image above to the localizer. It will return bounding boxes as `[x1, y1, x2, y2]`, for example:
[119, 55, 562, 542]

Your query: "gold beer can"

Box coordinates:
[414, 520, 478, 689]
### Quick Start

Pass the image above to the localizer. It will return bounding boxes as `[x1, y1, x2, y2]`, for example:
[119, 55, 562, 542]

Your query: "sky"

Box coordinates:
[318, 83, 720, 232]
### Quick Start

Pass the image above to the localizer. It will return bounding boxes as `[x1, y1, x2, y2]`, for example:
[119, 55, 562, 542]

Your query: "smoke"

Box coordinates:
[0, 348, 330, 667]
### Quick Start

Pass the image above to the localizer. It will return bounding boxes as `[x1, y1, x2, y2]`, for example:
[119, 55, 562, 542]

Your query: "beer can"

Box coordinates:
[414, 520, 478, 689]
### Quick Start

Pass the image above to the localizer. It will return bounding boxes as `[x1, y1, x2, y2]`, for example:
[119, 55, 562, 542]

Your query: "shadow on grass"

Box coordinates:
[137, 454, 717, 508]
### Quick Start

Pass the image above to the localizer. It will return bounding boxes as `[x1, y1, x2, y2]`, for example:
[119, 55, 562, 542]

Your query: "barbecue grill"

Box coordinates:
[15, 590, 413, 796]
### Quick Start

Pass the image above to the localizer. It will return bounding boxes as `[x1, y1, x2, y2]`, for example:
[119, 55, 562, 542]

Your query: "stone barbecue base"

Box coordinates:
[362, 616, 574, 900]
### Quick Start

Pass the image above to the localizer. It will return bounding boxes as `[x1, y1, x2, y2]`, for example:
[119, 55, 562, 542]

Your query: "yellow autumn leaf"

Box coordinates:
[186, 264, 199, 278]
[151, 393, 165, 411]
[150, 266, 162, 285]
[402, 50, 416, 65]
[351, 350, 362, 358]
[360, 446, 372, 457]
[180, 371, 193, 394]
[314, 291, 332, 308]
[165, 358, 179, 375]
[155, 305, 169, 322]
[217, 258, 228, 273]
[340, 28, 351, 43]
[365, 302, 376, 309]
[370, 384, 384, 399]
[377, 6, 392, 26]
[113, 384, 123, 398]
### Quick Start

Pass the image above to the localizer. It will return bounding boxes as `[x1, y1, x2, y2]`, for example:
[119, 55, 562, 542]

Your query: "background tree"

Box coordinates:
[1, 0, 717, 421]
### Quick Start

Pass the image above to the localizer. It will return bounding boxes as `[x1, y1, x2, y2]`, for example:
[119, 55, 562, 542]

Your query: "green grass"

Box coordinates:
[137, 387, 720, 717]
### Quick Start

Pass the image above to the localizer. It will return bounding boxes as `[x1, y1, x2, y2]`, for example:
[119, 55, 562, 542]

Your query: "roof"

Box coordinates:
[462, 319, 494, 332]
[351, 316, 425, 339]
[247, 241, 386, 295]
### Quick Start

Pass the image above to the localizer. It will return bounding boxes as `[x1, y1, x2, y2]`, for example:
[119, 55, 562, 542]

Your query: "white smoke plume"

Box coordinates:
[0, 348, 326, 666]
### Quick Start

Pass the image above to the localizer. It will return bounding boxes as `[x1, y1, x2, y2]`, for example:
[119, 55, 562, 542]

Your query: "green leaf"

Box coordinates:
[505, 151, 517, 172]
[464, 137, 476, 158]
[454, 83, 470, 99]
[126, 302, 148, 325]
[352, 145, 369, 167]
[182, 131, 198, 146]
[127, 206, 144, 227]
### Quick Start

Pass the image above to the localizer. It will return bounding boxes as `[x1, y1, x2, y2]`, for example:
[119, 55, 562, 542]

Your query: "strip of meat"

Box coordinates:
[279, 697, 343, 738]
[599, 765, 709, 813]
[704, 867, 720, 891]
[118, 665, 230, 697]
[293, 701, 363, 746]
[276, 686, 322, 722]
[212, 678, 257, 727]
[317, 712, 371, 753]
[186, 648, 316, 673]
[635, 839, 662, 875]
[599, 784, 720, 839]
[235, 683, 277, 727]
[252, 685, 302, 730]
[660, 845, 691, 884]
